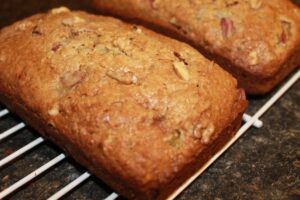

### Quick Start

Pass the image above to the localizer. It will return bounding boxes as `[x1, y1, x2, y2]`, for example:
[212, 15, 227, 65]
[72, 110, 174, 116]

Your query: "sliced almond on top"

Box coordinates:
[173, 61, 189, 81]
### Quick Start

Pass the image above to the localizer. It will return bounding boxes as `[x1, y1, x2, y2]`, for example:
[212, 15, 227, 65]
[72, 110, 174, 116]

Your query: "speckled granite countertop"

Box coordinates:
[0, 1, 299, 200]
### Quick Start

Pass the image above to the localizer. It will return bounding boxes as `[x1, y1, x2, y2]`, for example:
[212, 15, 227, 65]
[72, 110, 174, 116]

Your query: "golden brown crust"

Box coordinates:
[0, 8, 247, 199]
[92, 0, 300, 94]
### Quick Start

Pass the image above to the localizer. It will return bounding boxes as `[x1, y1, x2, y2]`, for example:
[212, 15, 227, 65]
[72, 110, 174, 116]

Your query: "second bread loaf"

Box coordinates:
[92, 0, 300, 94]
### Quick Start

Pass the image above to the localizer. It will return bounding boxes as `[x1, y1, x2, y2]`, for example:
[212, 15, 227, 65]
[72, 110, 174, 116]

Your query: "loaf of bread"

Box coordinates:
[0, 8, 247, 200]
[92, 0, 300, 94]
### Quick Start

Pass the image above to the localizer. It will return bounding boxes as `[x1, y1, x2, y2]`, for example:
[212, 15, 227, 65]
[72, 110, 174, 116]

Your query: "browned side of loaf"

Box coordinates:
[0, 8, 247, 199]
[0, 92, 244, 200]
[92, 0, 300, 94]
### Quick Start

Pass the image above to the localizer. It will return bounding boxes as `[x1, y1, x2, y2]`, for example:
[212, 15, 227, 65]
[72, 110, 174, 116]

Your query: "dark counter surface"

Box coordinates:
[0, 1, 299, 199]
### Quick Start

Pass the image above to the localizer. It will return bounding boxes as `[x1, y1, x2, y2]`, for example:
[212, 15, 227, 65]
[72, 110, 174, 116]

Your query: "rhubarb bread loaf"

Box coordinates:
[0, 7, 247, 200]
[92, 0, 300, 94]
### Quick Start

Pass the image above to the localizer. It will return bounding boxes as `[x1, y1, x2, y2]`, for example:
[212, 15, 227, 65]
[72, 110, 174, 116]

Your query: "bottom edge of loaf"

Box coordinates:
[0, 93, 243, 200]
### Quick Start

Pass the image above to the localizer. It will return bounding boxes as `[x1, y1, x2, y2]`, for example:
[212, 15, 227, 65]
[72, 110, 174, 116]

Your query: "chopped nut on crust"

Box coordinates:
[106, 69, 138, 84]
[61, 70, 86, 88]
[15, 21, 34, 31]
[133, 26, 143, 34]
[201, 123, 215, 144]
[150, 0, 161, 9]
[51, 7, 70, 14]
[95, 44, 109, 54]
[249, 0, 262, 9]
[62, 16, 85, 26]
[48, 105, 59, 116]
[192, 121, 215, 144]
[192, 124, 204, 139]
[112, 38, 131, 51]
[51, 43, 62, 52]
[248, 50, 259, 65]
[164, 130, 183, 149]
[279, 20, 292, 45]
[173, 61, 189, 81]
[169, 17, 177, 25]
[225, 0, 239, 7]
[220, 17, 234, 39]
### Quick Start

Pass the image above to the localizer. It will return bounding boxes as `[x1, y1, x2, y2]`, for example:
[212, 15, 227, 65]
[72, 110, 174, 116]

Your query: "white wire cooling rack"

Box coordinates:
[0, 69, 299, 200]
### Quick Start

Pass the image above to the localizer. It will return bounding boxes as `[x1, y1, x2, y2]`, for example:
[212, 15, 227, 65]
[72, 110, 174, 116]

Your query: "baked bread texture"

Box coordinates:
[0, 8, 247, 200]
[92, 0, 300, 94]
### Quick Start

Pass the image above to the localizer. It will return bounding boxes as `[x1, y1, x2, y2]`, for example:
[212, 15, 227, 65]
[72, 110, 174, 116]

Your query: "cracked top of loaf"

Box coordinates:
[92, 0, 300, 94]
